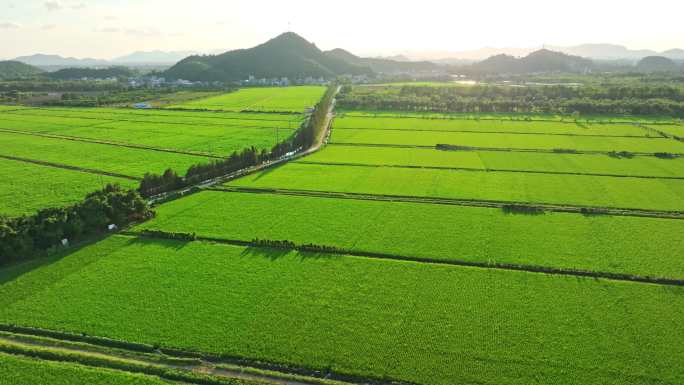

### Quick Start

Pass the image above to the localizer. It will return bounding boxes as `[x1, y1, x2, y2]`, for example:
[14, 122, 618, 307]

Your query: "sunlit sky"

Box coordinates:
[1, 0, 682, 59]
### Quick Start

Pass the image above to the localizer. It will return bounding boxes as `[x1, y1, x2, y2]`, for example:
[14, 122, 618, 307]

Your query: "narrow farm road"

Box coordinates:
[0, 333, 353, 385]
[149, 85, 341, 204]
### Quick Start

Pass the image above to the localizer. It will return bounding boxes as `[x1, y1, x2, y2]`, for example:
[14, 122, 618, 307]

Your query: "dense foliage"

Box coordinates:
[0, 61, 44, 80]
[47, 66, 136, 80]
[0, 184, 152, 265]
[338, 83, 684, 116]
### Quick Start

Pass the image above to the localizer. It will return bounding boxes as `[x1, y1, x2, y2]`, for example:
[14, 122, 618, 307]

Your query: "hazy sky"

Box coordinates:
[1, 0, 682, 59]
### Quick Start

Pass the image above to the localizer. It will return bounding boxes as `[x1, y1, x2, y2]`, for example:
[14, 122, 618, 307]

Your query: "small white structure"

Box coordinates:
[61, 238, 69, 247]
[107, 224, 118, 231]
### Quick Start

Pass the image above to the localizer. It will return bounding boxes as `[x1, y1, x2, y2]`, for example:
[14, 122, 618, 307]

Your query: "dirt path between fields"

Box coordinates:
[0, 334, 353, 385]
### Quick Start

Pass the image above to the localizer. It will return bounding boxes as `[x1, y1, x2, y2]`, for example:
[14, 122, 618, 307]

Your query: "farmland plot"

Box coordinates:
[0, 132, 213, 178]
[330, 128, 684, 153]
[167, 86, 326, 112]
[304, 146, 684, 178]
[334, 116, 650, 137]
[0, 235, 681, 385]
[0, 158, 136, 216]
[652, 124, 684, 138]
[0, 352, 171, 385]
[0, 109, 299, 155]
[138, 190, 684, 279]
[228, 163, 684, 211]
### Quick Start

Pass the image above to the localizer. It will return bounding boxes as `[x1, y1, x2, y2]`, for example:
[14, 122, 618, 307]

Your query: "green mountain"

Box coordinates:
[165, 32, 372, 82]
[0, 61, 44, 80]
[47, 66, 136, 80]
[636, 56, 680, 72]
[469, 49, 593, 75]
[324, 48, 438, 73]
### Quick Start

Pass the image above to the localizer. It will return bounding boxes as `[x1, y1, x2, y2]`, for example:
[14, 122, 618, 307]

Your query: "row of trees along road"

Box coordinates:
[139, 83, 338, 198]
[0, 185, 152, 265]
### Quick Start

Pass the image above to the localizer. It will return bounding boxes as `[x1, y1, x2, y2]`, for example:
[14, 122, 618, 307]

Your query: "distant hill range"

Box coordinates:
[112, 51, 200, 64]
[548, 44, 684, 61]
[165, 33, 377, 81]
[636, 56, 681, 72]
[12, 51, 200, 70]
[0, 60, 44, 80]
[324, 49, 438, 74]
[393, 44, 684, 63]
[13, 54, 109, 67]
[467, 49, 593, 75]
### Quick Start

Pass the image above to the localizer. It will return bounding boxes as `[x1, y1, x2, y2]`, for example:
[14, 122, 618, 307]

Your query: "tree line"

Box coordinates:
[139, 83, 338, 197]
[337, 84, 684, 117]
[0, 184, 152, 265]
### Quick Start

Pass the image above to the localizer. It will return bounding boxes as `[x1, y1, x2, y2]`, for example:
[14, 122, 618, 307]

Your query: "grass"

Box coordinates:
[0, 352, 171, 385]
[138, 190, 684, 279]
[228, 163, 684, 211]
[0, 108, 300, 155]
[0, 158, 136, 217]
[0, 235, 681, 385]
[167, 86, 326, 112]
[304, 146, 684, 178]
[339, 110, 682, 124]
[334, 116, 650, 137]
[0, 132, 214, 178]
[330, 129, 684, 153]
[652, 124, 684, 138]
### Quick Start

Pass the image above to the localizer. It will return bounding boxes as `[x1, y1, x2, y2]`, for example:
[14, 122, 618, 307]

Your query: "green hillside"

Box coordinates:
[165, 32, 372, 81]
[0, 61, 43, 80]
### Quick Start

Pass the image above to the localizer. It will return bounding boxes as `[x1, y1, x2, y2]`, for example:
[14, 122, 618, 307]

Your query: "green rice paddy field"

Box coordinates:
[330, 128, 684, 153]
[0, 132, 212, 177]
[304, 145, 684, 177]
[0, 158, 136, 217]
[334, 116, 651, 137]
[2, 91, 683, 385]
[0, 352, 171, 385]
[0, 105, 304, 216]
[652, 124, 684, 137]
[340, 110, 681, 124]
[138, 190, 684, 279]
[0, 107, 300, 155]
[0, 235, 681, 385]
[167, 86, 326, 112]
[228, 162, 684, 211]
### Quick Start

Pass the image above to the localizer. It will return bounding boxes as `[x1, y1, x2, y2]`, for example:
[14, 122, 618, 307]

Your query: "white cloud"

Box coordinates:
[71, 3, 86, 10]
[42, 24, 57, 30]
[0, 22, 21, 29]
[44, 1, 62, 11]
[104, 16, 118, 21]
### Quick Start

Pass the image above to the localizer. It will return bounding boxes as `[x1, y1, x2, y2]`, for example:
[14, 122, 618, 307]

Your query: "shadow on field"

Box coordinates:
[239, 246, 338, 263]
[124, 235, 191, 251]
[0, 234, 113, 289]
[251, 162, 287, 182]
